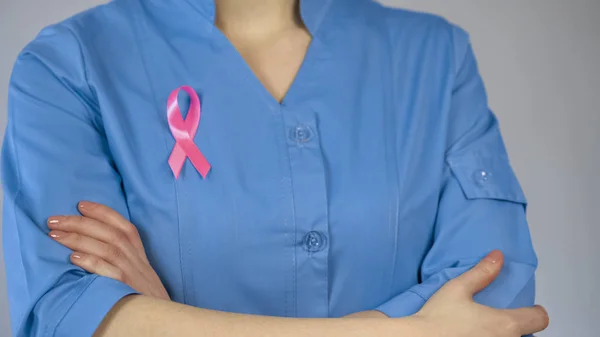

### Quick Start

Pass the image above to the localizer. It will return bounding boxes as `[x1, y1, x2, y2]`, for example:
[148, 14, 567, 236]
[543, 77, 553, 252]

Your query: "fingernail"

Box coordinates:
[47, 217, 60, 228]
[72, 252, 85, 259]
[79, 201, 98, 210]
[484, 250, 502, 264]
[49, 230, 67, 239]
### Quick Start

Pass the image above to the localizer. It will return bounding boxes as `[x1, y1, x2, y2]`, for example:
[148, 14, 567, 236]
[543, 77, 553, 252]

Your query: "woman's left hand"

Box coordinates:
[47, 201, 170, 301]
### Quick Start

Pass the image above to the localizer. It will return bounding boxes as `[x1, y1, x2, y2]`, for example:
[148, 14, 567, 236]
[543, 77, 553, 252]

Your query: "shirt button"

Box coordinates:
[290, 125, 313, 143]
[303, 231, 326, 253]
[473, 169, 492, 186]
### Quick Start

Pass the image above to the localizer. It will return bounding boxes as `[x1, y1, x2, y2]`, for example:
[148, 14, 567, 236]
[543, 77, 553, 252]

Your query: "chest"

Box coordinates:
[227, 27, 312, 103]
[86, 24, 454, 312]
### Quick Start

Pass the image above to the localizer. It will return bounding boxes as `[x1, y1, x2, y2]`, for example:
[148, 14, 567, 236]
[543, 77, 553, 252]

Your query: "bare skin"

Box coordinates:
[215, 0, 311, 102]
[49, 201, 548, 337]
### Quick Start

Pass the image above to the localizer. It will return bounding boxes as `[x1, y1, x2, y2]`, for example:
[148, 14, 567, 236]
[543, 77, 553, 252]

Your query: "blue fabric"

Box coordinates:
[2, 0, 537, 336]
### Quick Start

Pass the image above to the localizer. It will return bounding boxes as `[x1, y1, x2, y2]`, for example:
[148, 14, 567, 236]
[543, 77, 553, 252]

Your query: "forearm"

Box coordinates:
[95, 295, 420, 337]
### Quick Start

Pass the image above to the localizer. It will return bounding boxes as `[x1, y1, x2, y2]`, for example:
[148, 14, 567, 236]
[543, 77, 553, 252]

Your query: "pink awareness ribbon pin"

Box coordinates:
[167, 86, 211, 179]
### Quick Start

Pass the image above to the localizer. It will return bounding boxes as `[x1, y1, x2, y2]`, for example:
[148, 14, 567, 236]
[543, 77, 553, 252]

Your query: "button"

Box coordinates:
[303, 231, 326, 253]
[473, 169, 492, 186]
[290, 125, 313, 143]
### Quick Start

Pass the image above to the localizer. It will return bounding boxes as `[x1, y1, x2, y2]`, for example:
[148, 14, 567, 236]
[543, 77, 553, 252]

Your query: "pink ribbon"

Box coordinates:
[167, 86, 211, 179]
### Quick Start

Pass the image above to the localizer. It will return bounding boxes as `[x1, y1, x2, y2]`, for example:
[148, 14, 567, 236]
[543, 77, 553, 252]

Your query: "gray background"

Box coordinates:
[0, 0, 598, 336]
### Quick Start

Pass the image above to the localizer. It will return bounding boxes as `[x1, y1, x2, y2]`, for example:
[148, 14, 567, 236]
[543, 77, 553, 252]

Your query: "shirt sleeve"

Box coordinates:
[2, 24, 138, 337]
[375, 25, 537, 322]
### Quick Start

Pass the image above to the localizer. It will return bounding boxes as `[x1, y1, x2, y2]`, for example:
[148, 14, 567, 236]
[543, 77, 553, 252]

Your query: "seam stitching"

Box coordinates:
[49, 275, 98, 337]
[129, 0, 187, 303]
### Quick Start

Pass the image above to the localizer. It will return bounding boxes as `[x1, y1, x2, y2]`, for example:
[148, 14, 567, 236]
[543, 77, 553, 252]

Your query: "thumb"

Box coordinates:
[451, 250, 504, 296]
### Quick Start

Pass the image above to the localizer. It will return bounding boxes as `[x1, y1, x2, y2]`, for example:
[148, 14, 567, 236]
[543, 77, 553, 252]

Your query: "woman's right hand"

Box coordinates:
[412, 250, 549, 337]
[48, 201, 170, 301]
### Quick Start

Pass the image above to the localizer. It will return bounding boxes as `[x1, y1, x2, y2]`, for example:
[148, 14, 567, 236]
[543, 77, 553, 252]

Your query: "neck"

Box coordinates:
[215, 0, 302, 38]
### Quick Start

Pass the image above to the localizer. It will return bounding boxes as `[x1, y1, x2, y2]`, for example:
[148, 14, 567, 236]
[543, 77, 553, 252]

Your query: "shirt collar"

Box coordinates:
[180, 0, 334, 35]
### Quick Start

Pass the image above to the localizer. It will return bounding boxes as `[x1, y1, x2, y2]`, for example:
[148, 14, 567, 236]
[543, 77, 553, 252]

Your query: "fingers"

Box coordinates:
[49, 229, 132, 272]
[48, 215, 141, 262]
[70, 252, 124, 282]
[449, 250, 504, 296]
[506, 305, 550, 335]
[77, 201, 146, 256]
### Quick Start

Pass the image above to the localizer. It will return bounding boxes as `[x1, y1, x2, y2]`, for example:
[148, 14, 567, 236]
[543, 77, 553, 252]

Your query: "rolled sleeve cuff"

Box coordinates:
[375, 290, 426, 318]
[474, 261, 536, 309]
[375, 260, 536, 319]
[53, 276, 138, 337]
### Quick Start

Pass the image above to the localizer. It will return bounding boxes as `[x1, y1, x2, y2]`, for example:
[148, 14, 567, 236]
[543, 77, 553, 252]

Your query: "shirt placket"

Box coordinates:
[280, 105, 330, 317]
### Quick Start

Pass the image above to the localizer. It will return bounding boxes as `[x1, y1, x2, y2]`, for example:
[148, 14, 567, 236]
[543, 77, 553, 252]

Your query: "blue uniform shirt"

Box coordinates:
[2, 0, 537, 336]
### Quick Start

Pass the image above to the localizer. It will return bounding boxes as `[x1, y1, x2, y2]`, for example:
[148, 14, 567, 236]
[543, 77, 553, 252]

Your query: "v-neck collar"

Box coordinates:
[139, 0, 346, 109]
[178, 0, 334, 36]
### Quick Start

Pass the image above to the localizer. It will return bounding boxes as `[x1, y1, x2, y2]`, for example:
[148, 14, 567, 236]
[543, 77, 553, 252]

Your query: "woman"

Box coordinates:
[2, 0, 548, 336]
